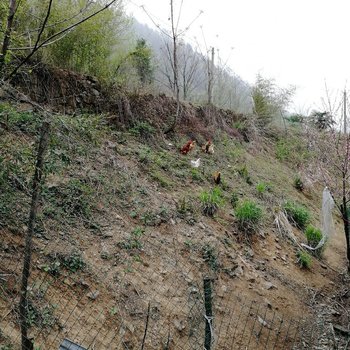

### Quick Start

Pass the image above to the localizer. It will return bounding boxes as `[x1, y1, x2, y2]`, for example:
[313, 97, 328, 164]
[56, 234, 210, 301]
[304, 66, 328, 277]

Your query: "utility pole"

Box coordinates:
[207, 47, 215, 105]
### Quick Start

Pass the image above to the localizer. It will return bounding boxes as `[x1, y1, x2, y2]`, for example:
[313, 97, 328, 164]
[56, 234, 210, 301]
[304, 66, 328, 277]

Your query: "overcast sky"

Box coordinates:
[124, 0, 350, 114]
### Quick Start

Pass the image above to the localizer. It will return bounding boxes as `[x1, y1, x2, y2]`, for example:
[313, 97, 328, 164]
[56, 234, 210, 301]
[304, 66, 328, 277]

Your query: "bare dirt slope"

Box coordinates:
[0, 76, 349, 350]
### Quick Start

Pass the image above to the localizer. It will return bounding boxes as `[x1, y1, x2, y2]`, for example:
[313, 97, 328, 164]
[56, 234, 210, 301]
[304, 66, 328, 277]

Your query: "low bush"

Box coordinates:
[200, 187, 224, 217]
[129, 121, 155, 140]
[230, 192, 239, 208]
[304, 225, 324, 257]
[293, 176, 304, 191]
[237, 165, 252, 185]
[235, 199, 263, 233]
[283, 201, 310, 229]
[296, 250, 312, 269]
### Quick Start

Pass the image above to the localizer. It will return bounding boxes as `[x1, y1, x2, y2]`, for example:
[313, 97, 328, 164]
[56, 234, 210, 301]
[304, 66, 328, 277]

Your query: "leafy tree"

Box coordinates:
[309, 110, 335, 130]
[0, 0, 129, 80]
[131, 38, 153, 85]
[252, 74, 295, 124]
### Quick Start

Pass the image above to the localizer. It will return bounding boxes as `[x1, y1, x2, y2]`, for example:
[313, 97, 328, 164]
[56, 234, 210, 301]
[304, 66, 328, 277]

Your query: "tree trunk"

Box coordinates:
[164, 0, 180, 134]
[19, 121, 50, 350]
[0, 0, 17, 73]
[341, 203, 350, 272]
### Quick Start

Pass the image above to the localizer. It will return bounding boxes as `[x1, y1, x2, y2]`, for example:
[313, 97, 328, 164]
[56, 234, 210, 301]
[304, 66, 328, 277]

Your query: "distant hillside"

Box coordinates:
[132, 20, 253, 114]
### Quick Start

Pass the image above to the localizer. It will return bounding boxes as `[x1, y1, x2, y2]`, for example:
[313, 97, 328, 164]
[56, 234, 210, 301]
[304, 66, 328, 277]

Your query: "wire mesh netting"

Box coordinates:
[0, 109, 347, 350]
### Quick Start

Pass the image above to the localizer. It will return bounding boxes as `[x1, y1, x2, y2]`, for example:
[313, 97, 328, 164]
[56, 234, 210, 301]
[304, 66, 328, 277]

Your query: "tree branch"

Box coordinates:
[4, 0, 118, 80]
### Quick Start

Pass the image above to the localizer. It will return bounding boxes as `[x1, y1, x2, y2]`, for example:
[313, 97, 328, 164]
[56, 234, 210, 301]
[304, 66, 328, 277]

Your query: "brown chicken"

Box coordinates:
[213, 171, 221, 184]
[180, 140, 196, 154]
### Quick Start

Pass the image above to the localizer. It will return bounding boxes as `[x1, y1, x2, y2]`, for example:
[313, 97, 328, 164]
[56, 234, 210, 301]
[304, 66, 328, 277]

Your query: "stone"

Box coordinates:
[87, 290, 100, 300]
[265, 282, 277, 290]
[173, 318, 186, 333]
[198, 222, 206, 229]
[234, 265, 244, 277]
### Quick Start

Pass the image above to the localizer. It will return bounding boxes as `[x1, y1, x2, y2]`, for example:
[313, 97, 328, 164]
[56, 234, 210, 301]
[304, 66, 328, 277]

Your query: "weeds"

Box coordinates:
[25, 300, 57, 328]
[304, 225, 324, 257]
[296, 250, 312, 269]
[237, 165, 252, 184]
[283, 201, 310, 229]
[191, 168, 204, 182]
[129, 121, 155, 140]
[235, 199, 263, 234]
[200, 187, 224, 217]
[293, 176, 304, 191]
[256, 182, 269, 196]
[150, 170, 173, 188]
[230, 192, 239, 208]
[202, 244, 219, 271]
[119, 227, 144, 250]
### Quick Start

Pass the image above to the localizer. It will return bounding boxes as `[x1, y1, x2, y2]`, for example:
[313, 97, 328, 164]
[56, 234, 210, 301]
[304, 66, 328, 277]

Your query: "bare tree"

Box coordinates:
[141, 1, 202, 132]
[311, 91, 350, 271]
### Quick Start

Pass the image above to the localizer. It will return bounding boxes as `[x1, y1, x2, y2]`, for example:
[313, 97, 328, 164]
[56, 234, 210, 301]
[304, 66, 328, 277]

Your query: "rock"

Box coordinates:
[265, 299, 273, 309]
[173, 318, 186, 333]
[87, 290, 100, 300]
[258, 316, 270, 328]
[198, 222, 206, 230]
[234, 265, 244, 276]
[275, 244, 282, 250]
[100, 250, 110, 259]
[265, 282, 277, 290]
[217, 285, 228, 297]
[80, 280, 90, 289]
[245, 248, 254, 258]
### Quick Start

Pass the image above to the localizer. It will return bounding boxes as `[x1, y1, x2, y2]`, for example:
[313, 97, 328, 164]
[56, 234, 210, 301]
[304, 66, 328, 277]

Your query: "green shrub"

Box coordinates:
[202, 244, 219, 271]
[256, 182, 269, 195]
[293, 176, 304, 191]
[119, 227, 144, 250]
[237, 165, 252, 184]
[191, 168, 204, 182]
[296, 250, 312, 269]
[276, 140, 290, 161]
[129, 121, 155, 139]
[287, 114, 304, 123]
[62, 252, 86, 273]
[235, 200, 263, 233]
[199, 187, 224, 217]
[305, 225, 324, 257]
[230, 192, 239, 208]
[283, 201, 310, 229]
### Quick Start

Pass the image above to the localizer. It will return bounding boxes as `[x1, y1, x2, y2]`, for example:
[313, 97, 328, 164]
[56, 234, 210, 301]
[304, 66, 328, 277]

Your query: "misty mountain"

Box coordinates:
[132, 20, 253, 114]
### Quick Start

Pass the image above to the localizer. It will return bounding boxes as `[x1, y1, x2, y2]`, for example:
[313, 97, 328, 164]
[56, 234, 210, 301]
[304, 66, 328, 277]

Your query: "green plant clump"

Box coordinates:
[256, 182, 269, 195]
[200, 187, 224, 217]
[235, 200, 263, 233]
[305, 225, 324, 257]
[230, 192, 239, 208]
[297, 250, 312, 269]
[237, 165, 252, 185]
[294, 176, 304, 191]
[202, 244, 219, 271]
[119, 227, 144, 250]
[283, 201, 310, 229]
[129, 121, 155, 140]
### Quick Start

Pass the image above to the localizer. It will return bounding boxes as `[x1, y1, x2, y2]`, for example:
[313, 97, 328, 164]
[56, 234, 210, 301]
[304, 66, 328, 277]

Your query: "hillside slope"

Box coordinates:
[0, 84, 349, 349]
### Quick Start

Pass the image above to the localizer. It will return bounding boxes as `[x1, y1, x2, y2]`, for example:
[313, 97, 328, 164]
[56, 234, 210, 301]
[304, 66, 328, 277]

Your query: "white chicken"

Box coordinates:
[190, 158, 201, 168]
